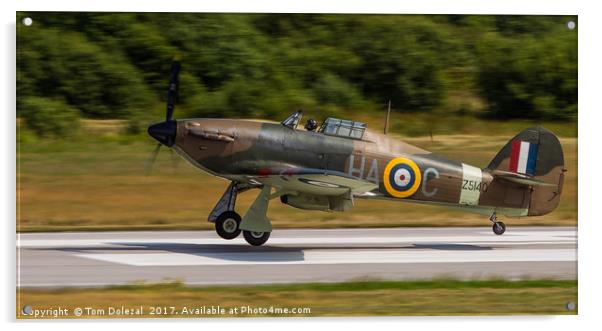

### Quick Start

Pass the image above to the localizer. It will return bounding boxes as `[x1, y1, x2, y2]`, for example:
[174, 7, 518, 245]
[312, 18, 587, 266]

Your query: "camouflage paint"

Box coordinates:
[173, 119, 564, 218]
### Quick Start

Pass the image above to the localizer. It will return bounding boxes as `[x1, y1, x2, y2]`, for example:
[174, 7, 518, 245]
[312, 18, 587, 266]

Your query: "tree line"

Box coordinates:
[17, 13, 577, 137]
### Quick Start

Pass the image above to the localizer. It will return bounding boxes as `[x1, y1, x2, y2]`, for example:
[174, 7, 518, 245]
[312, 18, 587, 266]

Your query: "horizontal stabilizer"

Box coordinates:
[491, 170, 558, 187]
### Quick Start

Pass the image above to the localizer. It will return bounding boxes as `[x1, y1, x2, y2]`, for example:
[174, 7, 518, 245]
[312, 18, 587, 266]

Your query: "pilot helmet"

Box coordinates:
[305, 118, 318, 131]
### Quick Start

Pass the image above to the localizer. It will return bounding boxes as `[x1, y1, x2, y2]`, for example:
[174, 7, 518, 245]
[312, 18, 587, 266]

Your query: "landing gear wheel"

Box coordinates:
[243, 230, 271, 246]
[492, 221, 506, 235]
[215, 211, 241, 240]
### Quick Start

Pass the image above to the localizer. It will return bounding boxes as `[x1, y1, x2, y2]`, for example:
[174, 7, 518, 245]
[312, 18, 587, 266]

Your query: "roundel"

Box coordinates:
[383, 157, 422, 198]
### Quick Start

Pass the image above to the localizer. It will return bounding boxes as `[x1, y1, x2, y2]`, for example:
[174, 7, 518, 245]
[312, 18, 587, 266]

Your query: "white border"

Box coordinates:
[3, 0, 600, 330]
[11, 0, 581, 14]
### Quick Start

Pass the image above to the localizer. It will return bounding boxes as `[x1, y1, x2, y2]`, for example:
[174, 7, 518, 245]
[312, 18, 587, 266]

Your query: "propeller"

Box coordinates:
[146, 60, 181, 175]
[165, 61, 180, 122]
[145, 143, 162, 175]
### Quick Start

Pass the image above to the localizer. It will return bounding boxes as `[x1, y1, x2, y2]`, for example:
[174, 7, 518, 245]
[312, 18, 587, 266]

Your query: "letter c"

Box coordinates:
[422, 167, 439, 197]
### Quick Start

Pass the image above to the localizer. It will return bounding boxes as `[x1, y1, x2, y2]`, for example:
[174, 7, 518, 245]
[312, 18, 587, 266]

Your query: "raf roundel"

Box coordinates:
[383, 157, 422, 198]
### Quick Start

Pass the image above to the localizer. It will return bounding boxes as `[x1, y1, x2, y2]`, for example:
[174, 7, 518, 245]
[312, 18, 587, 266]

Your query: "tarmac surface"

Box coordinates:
[17, 226, 577, 288]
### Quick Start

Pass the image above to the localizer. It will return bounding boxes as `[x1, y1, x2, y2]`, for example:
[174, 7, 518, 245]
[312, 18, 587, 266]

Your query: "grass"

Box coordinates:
[16, 279, 578, 318]
[16, 118, 577, 232]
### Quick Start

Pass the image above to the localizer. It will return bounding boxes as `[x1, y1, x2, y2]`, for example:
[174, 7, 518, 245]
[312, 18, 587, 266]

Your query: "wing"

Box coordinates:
[244, 167, 378, 196]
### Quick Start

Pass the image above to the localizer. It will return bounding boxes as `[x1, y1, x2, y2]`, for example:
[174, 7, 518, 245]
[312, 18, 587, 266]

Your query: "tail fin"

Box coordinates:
[486, 127, 565, 216]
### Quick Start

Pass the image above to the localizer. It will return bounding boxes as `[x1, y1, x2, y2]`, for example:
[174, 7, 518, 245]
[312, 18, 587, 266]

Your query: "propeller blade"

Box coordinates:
[165, 61, 181, 121]
[145, 143, 162, 176]
[169, 148, 179, 173]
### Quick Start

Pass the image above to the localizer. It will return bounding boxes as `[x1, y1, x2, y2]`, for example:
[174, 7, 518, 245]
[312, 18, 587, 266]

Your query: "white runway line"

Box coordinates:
[16, 228, 577, 287]
[482, 230, 575, 237]
[75, 248, 575, 266]
[17, 233, 575, 248]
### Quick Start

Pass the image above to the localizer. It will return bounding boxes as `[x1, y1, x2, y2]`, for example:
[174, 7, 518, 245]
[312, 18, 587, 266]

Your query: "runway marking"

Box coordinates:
[17, 228, 577, 287]
[497, 230, 576, 237]
[18, 233, 575, 248]
[74, 248, 575, 266]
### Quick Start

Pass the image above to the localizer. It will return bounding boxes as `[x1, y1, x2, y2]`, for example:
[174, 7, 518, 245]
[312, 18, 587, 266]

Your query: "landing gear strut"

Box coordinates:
[490, 212, 506, 235]
[209, 182, 244, 240]
[239, 185, 273, 246]
[208, 182, 273, 246]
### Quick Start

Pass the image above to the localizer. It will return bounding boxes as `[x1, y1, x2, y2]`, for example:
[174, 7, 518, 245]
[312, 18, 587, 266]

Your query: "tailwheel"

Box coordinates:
[215, 211, 241, 240]
[489, 212, 506, 235]
[243, 230, 270, 246]
[492, 221, 506, 235]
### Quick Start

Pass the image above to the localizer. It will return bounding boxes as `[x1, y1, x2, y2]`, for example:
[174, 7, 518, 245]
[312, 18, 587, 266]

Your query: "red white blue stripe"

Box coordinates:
[509, 140, 538, 176]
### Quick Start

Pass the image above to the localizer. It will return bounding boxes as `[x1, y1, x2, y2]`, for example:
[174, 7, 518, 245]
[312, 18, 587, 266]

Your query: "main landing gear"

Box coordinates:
[242, 230, 271, 246]
[215, 211, 241, 240]
[214, 210, 271, 246]
[489, 212, 506, 235]
[208, 182, 273, 246]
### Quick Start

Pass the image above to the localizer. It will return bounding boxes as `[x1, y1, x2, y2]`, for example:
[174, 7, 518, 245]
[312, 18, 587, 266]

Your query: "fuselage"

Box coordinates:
[170, 118, 533, 217]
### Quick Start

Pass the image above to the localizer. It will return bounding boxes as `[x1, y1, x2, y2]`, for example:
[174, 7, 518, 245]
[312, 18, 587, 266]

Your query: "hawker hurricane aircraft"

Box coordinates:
[148, 62, 566, 246]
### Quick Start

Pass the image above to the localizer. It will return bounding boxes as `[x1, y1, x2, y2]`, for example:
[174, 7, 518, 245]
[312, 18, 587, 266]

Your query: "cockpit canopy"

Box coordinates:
[281, 111, 367, 140]
[319, 118, 367, 140]
[281, 110, 303, 129]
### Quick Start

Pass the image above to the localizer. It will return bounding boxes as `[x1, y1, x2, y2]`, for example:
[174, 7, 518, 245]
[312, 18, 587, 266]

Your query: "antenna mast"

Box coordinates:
[384, 100, 391, 135]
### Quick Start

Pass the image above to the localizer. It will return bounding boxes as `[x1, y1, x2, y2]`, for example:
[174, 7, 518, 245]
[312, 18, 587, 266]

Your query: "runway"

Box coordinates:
[17, 226, 577, 288]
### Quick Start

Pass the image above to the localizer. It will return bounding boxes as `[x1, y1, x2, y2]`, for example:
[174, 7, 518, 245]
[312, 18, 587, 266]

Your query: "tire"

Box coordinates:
[492, 221, 506, 235]
[243, 230, 271, 246]
[215, 211, 241, 240]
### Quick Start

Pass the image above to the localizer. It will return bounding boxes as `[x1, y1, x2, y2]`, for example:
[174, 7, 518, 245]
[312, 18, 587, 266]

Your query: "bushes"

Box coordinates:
[476, 26, 577, 120]
[19, 97, 80, 137]
[18, 24, 153, 120]
[17, 12, 577, 137]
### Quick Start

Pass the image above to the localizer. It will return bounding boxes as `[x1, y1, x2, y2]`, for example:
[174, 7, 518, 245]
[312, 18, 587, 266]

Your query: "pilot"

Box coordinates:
[304, 118, 318, 132]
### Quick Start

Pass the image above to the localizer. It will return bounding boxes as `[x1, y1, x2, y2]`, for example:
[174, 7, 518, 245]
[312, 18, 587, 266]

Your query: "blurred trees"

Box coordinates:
[17, 22, 153, 120]
[476, 28, 577, 120]
[20, 97, 80, 137]
[17, 13, 577, 135]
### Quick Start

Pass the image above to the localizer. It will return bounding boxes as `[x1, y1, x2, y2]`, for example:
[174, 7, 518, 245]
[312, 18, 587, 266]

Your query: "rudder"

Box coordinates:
[486, 127, 565, 216]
